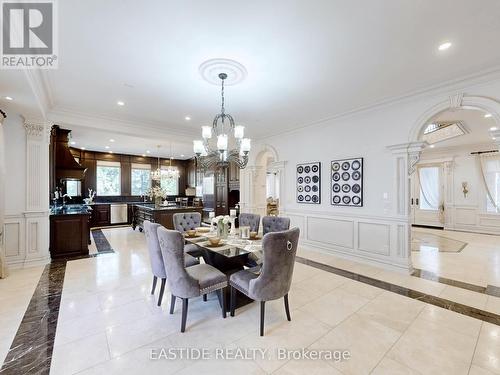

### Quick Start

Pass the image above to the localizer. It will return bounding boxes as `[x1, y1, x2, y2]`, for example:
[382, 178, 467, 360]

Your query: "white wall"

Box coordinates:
[4, 114, 26, 214]
[242, 75, 500, 272]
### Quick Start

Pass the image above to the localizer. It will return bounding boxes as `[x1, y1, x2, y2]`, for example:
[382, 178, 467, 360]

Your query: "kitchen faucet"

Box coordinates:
[62, 194, 72, 206]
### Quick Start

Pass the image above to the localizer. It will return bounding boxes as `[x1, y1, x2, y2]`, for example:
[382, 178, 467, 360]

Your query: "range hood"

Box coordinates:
[53, 125, 86, 180]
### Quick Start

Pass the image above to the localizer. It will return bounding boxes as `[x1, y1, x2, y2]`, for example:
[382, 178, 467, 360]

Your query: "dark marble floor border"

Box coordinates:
[1, 251, 115, 373]
[295, 256, 500, 326]
[91, 229, 115, 253]
[411, 268, 500, 297]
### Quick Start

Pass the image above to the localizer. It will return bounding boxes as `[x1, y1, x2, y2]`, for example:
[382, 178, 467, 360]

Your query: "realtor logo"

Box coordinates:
[1, 0, 58, 69]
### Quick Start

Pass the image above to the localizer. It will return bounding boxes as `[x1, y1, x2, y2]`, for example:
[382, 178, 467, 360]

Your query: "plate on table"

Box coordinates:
[195, 227, 210, 233]
[206, 242, 225, 248]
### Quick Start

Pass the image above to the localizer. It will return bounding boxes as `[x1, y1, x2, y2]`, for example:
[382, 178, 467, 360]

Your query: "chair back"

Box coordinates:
[238, 213, 260, 232]
[173, 212, 201, 233]
[157, 227, 199, 298]
[249, 228, 300, 301]
[144, 220, 166, 278]
[262, 216, 290, 235]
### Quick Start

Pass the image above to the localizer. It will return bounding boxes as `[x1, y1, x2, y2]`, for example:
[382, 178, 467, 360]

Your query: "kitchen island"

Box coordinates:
[49, 204, 91, 258]
[132, 204, 203, 231]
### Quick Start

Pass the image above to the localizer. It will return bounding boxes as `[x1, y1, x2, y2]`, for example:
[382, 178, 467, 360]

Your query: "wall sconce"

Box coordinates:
[462, 182, 469, 198]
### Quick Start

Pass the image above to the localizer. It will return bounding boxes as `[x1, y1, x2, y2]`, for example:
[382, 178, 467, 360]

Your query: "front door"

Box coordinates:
[411, 164, 444, 228]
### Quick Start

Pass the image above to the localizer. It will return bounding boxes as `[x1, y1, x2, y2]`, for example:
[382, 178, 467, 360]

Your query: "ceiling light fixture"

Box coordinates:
[142, 154, 146, 157]
[70, 141, 76, 145]
[185, 116, 191, 121]
[105, 146, 110, 149]
[180, 154, 185, 157]
[5, 96, 13, 101]
[430, 144, 435, 148]
[109, 139, 115, 142]
[485, 113, 493, 118]
[438, 42, 452, 51]
[109, 151, 113, 154]
[146, 150, 150, 154]
[81, 147, 86, 150]
[117, 101, 125, 106]
[193, 72, 251, 169]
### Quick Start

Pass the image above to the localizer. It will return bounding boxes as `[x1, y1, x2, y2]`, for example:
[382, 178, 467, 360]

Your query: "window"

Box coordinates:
[481, 155, 500, 213]
[96, 161, 121, 196]
[66, 180, 81, 197]
[418, 166, 440, 210]
[160, 167, 179, 196]
[131, 163, 151, 195]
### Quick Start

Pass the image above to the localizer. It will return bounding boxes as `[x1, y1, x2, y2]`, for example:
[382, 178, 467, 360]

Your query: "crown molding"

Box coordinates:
[256, 65, 500, 141]
[47, 106, 198, 141]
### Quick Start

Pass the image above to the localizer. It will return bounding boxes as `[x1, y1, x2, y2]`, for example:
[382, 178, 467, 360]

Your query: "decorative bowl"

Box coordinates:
[249, 231, 258, 239]
[186, 229, 196, 237]
[208, 237, 221, 246]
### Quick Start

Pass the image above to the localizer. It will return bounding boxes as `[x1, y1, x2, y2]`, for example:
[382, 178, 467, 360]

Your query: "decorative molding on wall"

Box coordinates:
[449, 92, 464, 110]
[283, 208, 411, 272]
[445, 206, 500, 235]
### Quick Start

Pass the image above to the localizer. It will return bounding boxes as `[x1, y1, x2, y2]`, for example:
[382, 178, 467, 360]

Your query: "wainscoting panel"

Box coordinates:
[307, 216, 354, 249]
[454, 207, 476, 226]
[283, 209, 410, 272]
[446, 206, 500, 235]
[357, 222, 390, 255]
[4, 219, 24, 260]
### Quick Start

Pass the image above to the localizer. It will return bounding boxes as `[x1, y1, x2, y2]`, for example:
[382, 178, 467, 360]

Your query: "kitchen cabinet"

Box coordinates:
[132, 204, 203, 232]
[91, 204, 110, 227]
[50, 210, 90, 258]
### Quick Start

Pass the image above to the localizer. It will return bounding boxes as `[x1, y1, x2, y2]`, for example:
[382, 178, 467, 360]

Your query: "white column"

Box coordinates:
[22, 120, 51, 265]
[386, 142, 426, 271]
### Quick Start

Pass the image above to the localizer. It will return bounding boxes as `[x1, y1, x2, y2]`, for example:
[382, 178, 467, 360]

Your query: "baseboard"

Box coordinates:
[6, 255, 51, 269]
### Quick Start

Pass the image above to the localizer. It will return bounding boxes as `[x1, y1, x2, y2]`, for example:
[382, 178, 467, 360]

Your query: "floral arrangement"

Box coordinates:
[84, 188, 97, 204]
[147, 186, 167, 200]
[212, 215, 230, 238]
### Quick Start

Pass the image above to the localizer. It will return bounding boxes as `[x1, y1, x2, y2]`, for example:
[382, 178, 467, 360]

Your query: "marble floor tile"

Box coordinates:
[299, 288, 370, 328]
[50, 332, 110, 375]
[472, 322, 500, 374]
[273, 358, 343, 374]
[356, 291, 425, 332]
[439, 285, 489, 310]
[417, 304, 482, 338]
[469, 364, 498, 375]
[370, 357, 421, 375]
[387, 315, 478, 375]
[310, 313, 402, 375]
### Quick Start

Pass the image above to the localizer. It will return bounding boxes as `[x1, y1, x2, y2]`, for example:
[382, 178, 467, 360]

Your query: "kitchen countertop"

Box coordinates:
[50, 204, 92, 216]
[134, 203, 201, 211]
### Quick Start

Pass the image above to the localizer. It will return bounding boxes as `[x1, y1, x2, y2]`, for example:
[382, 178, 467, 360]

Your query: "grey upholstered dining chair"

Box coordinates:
[157, 226, 229, 332]
[238, 213, 261, 233]
[172, 212, 203, 258]
[229, 227, 300, 336]
[262, 216, 291, 235]
[144, 220, 199, 306]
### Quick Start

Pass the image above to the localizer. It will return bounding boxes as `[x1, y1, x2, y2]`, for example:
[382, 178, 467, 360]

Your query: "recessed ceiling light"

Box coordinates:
[81, 147, 86, 150]
[492, 137, 497, 140]
[185, 116, 191, 121]
[438, 42, 452, 51]
[490, 126, 498, 131]
[485, 113, 493, 118]
[105, 146, 110, 149]
[70, 141, 76, 145]
[146, 150, 150, 154]
[142, 154, 146, 157]
[5, 96, 13, 101]
[109, 139, 115, 142]
[117, 101, 125, 106]
[429, 144, 435, 148]
[180, 154, 185, 157]
[109, 151, 113, 154]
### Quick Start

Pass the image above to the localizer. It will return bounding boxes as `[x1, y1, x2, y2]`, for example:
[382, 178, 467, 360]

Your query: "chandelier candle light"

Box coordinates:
[193, 73, 251, 169]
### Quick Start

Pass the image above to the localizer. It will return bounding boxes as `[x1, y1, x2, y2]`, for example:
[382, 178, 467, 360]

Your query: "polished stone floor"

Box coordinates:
[412, 227, 500, 288]
[2, 227, 500, 374]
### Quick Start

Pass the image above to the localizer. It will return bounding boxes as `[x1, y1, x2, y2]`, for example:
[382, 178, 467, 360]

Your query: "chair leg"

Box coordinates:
[260, 301, 266, 336]
[181, 298, 189, 333]
[203, 294, 207, 302]
[221, 288, 227, 319]
[230, 286, 236, 317]
[284, 294, 291, 321]
[157, 278, 166, 306]
[169, 294, 176, 314]
[151, 276, 157, 295]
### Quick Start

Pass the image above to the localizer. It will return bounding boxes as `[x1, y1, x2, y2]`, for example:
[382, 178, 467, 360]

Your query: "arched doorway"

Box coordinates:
[407, 94, 500, 284]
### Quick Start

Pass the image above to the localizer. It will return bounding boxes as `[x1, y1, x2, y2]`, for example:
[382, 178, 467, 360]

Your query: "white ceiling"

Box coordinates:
[2, 0, 500, 156]
[424, 108, 497, 149]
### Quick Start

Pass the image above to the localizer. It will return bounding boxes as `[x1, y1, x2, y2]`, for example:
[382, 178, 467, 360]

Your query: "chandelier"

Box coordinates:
[193, 72, 251, 169]
[151, 145, 179, 181]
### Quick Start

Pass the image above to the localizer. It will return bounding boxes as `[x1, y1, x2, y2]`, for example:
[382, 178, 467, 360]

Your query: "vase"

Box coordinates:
[155, 196, 162, 207]
[217, 222, 228, 239]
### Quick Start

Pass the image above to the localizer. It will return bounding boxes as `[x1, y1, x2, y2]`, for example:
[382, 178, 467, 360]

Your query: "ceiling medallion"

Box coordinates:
[199, 58, 248, 86]
[193, 71, 251, 170]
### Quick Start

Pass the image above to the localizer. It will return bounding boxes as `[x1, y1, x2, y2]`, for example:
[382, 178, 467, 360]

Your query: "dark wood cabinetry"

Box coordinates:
[91, 204, 110, 227]
[132, 205, 203, 232]
[50, 213, 90, 258]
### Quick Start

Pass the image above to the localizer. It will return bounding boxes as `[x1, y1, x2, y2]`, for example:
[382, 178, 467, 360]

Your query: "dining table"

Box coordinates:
[184, 230, 263, 311]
